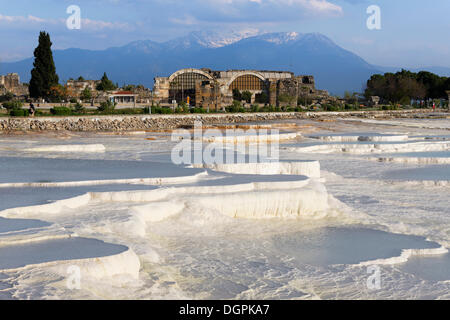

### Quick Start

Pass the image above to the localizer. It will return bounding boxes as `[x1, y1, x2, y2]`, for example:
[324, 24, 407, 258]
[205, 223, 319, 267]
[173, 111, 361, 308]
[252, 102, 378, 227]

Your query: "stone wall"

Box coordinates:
[0, 73, 29, 96]
[152, 68, 323, 109]
[277, 79, 299, 107]
[0, 110, 442, 133]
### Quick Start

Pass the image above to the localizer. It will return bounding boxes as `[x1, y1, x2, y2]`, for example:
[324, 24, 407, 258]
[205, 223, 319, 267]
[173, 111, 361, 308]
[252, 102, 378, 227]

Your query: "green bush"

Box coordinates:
[73, 102, 85, 113]
[381, 105, 399, 110]
[344, 104, 358, 111]
[179, 102, 190, 113]
[162, 107, 174, 114]
[324, 104, 341, 112]
[0, 92, 14, 103]
[260, 105, 278, 113]
[255, 92, 268, 104]
[286, 106, 297, 112]
[148, 106, 174, 114]
[151, 106, 161, 114]
[250, 104, 260, 112]
[241, 91, 252, 103]
[174, 107, 184, 114]
[110, 108, 144, 115]
[399, 96, 411, 106]
[98, 100, 116, 112]
[232, 89, 242, 101]
[50, 106, 72, 116]
[226, 100, 243, 113]
[9, 109, 29, 117]
[190, 107, 207, 114]
[2, 101, 23, 110]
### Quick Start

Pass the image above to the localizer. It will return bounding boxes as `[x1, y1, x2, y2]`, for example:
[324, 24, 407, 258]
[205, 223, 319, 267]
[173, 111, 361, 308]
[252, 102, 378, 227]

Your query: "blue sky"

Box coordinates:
[1, 0, 449, 68]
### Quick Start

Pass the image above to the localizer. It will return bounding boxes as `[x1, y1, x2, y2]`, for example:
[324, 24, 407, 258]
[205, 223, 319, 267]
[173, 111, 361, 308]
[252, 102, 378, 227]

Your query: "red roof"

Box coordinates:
[113, 91, 134, 95]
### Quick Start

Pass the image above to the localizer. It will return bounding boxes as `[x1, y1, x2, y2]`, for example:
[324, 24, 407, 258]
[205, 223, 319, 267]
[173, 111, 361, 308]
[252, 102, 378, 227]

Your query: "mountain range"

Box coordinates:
[1, 31, 449, 96]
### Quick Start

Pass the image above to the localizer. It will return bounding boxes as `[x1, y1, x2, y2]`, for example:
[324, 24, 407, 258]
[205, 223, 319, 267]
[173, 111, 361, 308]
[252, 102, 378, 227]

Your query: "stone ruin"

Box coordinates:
[153, 68, 333, 110]
[0, 73, 29, 97]
[66, 79, 153, 104]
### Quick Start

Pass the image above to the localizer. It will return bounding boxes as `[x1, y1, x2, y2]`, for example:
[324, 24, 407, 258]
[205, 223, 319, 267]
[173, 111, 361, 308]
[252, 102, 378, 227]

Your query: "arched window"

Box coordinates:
[170, 72, 209, 91]
[230, 75, 265, 91]
[169, 72, 209, 104]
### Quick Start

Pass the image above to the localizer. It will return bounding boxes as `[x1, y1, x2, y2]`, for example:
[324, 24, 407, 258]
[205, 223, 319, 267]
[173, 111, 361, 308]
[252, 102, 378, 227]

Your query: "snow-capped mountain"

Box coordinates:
[162, 29, 262, 50]
[254, 31, 301, 45]
[3, 31, 383, 94]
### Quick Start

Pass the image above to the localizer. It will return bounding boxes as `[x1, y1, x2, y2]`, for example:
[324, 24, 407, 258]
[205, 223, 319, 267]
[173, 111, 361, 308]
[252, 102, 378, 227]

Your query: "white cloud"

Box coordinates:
[0, 13, 130, 31]
[300, 0, 343, 14]
[205, 0, 343, 15]
[0, 14, 49, 23]
[169, 15, 200, 26]
[81, 18, 131, 31]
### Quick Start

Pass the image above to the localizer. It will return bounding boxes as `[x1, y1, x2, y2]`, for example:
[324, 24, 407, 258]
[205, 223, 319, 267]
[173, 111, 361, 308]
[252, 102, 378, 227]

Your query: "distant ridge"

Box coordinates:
[1, 31, 449, 95]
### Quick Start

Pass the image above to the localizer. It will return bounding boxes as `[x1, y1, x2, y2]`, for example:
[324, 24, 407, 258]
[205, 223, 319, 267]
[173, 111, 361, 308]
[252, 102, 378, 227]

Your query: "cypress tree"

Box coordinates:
[96, 72, 117, 91]
[29, 31, 59, 99]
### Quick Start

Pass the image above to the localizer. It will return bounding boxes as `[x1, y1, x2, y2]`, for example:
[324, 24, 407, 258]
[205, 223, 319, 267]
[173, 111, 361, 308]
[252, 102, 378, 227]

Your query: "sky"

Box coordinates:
[0, 0, 449, 69]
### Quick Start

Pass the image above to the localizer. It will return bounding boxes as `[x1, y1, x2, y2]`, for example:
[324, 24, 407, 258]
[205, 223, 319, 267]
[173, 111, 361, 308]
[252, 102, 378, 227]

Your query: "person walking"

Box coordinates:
[29, 102, 36, 117]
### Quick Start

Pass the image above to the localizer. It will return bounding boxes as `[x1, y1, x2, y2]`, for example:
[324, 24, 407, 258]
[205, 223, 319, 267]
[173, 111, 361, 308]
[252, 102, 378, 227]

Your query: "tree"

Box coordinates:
[98, 100, 116, 112]
[0, 92, 14, 103]
[77, 76, 85, 81]
[123, 84, 136, 91]
[48, 84, 69, 102]
[80, 87, 92, 102]
[96, 73, 117, 91]
[344, 91, 357, 103]
[445, 78, 450, 92]
[29, 31, 59, 99]
[365, 70, 430, 102]
[255, 92, 268, 104]
[226, 100, 244, 113]
[232, 88, 242, 101]
[416, 71, 446, 98]
[241, 91, 252, 103]
[2, 101, 23, 110]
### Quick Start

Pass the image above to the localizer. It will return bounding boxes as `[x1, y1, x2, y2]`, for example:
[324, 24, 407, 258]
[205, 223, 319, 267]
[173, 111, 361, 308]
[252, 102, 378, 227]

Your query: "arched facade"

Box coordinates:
[152, 68, 324, 110]
[168, 68, 213, 83]
[227, 72, 266, 91]
[168, 69, 213, 104]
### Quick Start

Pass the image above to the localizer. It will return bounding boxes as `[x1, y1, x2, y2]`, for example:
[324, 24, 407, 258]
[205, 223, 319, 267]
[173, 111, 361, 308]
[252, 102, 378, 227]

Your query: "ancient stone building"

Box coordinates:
[132, 85, 153, 104]
[195, 79, 222, 111]
[0, 73, 29, 96]
[66, 79, 152, 104]
[369, 96, 380, 107]
[66, 79, 100, 98]
[153, 68, 331, 110]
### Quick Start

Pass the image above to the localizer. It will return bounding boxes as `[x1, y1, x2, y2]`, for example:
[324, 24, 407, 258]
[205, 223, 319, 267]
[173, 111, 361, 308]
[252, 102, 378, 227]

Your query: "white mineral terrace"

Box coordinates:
[0, 117, 449, 299]
[25, 144, 106, 153]
[291, 141, 450, 154]
[309, 134, 409, 142]
[197, 131, 302, 143]
[193, 161, 321, 179]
